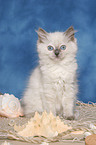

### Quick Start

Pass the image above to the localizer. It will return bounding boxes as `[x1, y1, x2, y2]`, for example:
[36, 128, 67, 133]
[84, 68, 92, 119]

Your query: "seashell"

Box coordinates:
[14, 111, 72, 138]
[0, 93, 24, 118]
[1, 141, 12, 145]
[84, 132, 91, 138]
[89, 123, 96, 130]
[41, 142, 49, 145]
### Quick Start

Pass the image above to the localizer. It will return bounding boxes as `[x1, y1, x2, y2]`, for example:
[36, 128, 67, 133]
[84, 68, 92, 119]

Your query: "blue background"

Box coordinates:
[0, 0, 96, 103]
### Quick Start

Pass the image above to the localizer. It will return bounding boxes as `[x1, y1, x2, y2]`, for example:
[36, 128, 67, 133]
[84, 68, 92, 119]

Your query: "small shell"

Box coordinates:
[41, 142, 49, 145]
[1, 141, 12, 145]
[89, 123, 96, 130]
[84, 132, 91, 138]
[0, 93, 24, 118]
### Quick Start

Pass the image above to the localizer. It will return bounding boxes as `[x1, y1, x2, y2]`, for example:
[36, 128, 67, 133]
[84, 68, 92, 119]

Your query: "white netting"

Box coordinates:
[0, 101, 96, 143]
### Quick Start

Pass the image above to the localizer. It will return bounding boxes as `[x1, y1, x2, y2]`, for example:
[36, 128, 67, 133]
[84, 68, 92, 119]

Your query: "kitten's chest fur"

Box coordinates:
[40, 62, 76, 86]
[40, 63, 71, 114]
[40, 62, 74, 99]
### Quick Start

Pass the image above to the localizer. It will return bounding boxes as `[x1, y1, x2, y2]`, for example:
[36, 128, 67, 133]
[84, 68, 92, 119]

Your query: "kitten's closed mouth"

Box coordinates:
[55, 55, 60, 58]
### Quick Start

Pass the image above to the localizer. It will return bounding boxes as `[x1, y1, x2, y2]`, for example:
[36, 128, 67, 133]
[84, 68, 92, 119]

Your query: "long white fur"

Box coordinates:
[22, 27, 78, 119]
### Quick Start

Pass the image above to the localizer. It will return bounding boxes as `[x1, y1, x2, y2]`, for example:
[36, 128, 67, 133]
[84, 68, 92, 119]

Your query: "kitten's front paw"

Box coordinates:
[66, 116, 75, 120]
[25, 112, 35, 118]
[63, 115, 75, 120]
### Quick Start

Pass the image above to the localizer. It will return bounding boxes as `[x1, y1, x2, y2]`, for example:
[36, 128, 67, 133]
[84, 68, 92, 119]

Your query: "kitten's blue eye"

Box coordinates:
[48, 45, 54, 51]
[60, 45, 66, 50]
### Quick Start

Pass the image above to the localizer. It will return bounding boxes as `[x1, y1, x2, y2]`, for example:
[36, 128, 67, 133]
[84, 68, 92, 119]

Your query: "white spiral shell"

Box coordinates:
[0, 93, 23, 118]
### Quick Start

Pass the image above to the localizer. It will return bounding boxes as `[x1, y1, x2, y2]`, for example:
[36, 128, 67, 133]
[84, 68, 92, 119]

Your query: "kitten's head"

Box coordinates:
[36, 26, 77, 62]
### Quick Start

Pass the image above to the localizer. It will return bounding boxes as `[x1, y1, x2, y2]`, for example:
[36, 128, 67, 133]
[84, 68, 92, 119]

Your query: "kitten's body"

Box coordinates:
[22, 26, 78, 119]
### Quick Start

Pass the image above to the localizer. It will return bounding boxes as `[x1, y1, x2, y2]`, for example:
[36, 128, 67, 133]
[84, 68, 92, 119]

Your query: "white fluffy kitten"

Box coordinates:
[22, 26, 78, 120]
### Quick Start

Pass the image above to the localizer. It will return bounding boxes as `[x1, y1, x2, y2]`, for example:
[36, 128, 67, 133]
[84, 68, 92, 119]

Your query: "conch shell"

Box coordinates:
[14, 111, 72, 138]
[0, 93, 23, 118]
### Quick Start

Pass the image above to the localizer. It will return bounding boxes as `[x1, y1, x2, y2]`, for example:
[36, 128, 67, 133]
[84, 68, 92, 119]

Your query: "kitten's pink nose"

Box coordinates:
[54, 49, 60, 56]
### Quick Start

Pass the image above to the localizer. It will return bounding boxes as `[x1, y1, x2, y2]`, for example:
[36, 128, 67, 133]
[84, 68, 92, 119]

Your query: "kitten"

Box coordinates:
[22, 26, 78, 120]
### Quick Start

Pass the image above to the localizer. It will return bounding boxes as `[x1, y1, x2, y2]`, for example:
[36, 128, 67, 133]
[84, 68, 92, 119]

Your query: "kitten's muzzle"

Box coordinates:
[54, 49, 60, 56]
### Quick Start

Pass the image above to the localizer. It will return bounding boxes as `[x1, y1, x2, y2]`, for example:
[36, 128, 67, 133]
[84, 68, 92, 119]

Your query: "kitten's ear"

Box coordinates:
[36, 28, 48, 43]
[64, 26, 76, 42]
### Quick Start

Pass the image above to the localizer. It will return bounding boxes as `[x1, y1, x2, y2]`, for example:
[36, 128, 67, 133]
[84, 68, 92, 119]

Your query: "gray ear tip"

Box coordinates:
[35, 27, 41, 33]
[38, 27, 46, 32]
[35, 27, 43, 34]
[69, 26, 74, 30]
[38, 27, 42, 31]
[37, 28, 48, 35]
[70, 26, 78, 33]
[65, 26, 77, 34]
